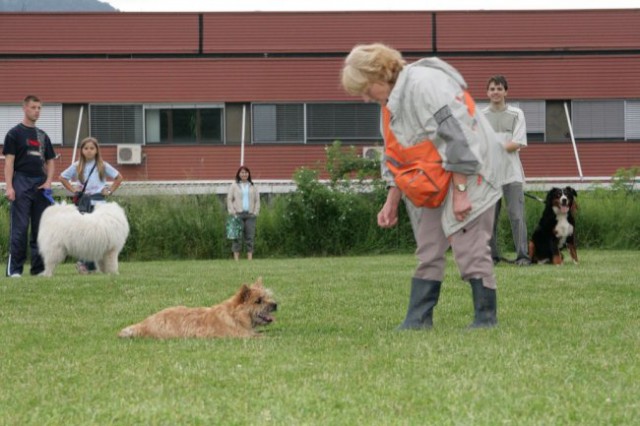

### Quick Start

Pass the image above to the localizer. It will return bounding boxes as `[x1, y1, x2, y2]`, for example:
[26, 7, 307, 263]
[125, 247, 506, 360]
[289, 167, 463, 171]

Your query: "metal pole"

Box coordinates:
[240, 104, 246, 166]
[72, 105, 84, 164]
[564, 102, 583, 180]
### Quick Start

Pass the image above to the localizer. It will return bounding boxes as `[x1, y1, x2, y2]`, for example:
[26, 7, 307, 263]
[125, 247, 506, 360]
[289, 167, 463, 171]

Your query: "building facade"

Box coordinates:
[1, 10, 639, 185]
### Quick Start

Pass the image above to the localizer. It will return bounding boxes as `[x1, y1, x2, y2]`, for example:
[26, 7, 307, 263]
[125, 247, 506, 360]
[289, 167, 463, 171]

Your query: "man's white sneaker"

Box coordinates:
[10, 273, 21, 278]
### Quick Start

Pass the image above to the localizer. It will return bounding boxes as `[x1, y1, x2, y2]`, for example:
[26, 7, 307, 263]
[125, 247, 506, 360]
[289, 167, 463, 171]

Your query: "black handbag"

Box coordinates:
[73, 163, 97, 213]
[75, 194, 94, 213]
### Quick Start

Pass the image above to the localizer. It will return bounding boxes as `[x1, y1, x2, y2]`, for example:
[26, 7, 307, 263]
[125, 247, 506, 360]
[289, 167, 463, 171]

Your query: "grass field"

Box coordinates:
[1, 251, 638, 425]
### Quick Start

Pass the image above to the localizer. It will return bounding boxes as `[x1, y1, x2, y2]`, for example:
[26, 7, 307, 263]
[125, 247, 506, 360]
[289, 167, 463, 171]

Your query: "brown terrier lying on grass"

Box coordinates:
[118, 277, 277, 339]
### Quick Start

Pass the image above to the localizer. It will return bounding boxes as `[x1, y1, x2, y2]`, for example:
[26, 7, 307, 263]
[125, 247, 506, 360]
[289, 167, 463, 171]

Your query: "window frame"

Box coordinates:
[143, 103, 225, 145]
[624, 100, 640, 141]
[89, 103, 144, 145]
[0, 103, 63, 145]
[251, 103, 306, 144]
[306, 102, 383, 144]
[251, 102, 382, 144]
[571, 99, 625, 141]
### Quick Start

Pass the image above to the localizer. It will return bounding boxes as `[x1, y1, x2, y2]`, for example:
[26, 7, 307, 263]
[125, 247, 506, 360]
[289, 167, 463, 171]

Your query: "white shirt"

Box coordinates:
[482, 104, 527, 184]
[60, 160, 120, 195]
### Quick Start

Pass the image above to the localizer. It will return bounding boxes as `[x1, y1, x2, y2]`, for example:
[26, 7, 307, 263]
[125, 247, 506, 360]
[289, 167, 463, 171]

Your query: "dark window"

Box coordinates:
[625, 100, 640, 140]
[252, 104, 304, 143]
[307, 103, 381, 143]
[90, 104, 143, 145]
[146, 107, 223, 144]
[573, 100, 624, 140]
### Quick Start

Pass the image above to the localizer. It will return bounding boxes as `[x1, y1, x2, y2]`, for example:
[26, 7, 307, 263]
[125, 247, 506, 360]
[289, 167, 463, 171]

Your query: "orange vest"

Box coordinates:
[382, 106, 452, 208]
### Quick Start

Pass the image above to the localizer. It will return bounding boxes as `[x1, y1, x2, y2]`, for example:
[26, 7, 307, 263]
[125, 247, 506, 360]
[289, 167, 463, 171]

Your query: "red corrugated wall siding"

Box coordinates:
[521, 143, 640, 178]
[2, 55, 639, 103]
[53, 145, 330, 181]
[202, 12, 432, 53]
[0, 57, 348, 103]
[0, 13, 199, 54]
[48, 143, 640, 181]
[425, 56, 640, 100]
[521, 145, 580, 178]
[1, 10, 639, 183]
[437, 10, 640, 51]
[4, 10, 639, 55]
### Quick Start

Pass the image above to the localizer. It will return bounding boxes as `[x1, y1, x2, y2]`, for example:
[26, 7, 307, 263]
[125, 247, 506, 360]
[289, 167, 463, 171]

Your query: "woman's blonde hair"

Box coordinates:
[341, 43, 406, 96]
[77, 137, 106, 181]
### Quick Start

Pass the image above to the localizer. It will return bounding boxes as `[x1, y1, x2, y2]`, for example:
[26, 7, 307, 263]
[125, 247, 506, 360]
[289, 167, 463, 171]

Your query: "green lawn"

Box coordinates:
[1, 251, 638, 425]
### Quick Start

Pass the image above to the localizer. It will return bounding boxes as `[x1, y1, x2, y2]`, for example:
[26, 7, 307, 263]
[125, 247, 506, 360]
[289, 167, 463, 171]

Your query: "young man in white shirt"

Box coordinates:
[483, 75, 531, 266]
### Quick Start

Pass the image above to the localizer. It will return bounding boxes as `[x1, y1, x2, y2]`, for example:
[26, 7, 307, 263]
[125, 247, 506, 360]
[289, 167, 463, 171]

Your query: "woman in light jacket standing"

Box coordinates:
[226, 166, 260, 261]
[342, 43, 509, 329]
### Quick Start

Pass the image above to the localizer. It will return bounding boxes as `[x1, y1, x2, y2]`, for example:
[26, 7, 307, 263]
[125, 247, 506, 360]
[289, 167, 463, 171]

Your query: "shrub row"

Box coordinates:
[0, 179, 638, 262]
[1, 144, 637, 260]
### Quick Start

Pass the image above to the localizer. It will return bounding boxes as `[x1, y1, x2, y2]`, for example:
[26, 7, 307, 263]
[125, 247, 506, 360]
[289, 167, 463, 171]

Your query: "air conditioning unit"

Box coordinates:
[362, 146, 384, 160]
[116, 144, 143, 165]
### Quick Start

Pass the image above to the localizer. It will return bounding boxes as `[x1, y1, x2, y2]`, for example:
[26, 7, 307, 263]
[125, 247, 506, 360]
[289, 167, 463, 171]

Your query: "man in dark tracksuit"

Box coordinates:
[3, 95, 56, 277]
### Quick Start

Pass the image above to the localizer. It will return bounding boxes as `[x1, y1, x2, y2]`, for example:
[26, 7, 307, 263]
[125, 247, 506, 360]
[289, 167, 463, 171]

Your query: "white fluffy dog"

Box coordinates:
[37, 202, 130, 277]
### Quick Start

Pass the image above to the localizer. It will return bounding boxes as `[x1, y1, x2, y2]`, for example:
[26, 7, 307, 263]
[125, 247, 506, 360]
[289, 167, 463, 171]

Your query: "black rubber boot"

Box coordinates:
[397, 278, 442, 330]
[469, 278, 497, 328]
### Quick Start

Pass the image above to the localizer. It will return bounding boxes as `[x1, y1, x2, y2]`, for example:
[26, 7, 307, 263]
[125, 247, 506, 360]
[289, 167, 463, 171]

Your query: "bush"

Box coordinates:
[119, 194, 227, 261]
[1, 158, 638, 261]
[257, 167, 414, 257]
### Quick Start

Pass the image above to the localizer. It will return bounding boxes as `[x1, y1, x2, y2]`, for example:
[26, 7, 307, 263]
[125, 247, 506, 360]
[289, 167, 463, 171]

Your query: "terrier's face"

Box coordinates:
[233, 278, 278, 327]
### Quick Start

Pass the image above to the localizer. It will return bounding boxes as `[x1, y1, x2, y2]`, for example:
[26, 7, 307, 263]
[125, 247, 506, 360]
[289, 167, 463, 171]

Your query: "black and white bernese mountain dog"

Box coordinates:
[528, 186, 578, 265]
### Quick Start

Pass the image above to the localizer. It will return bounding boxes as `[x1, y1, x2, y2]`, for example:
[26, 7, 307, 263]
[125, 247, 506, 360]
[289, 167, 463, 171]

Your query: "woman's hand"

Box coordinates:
[452, 190, 472, 222]
[378, 187, 402, 228]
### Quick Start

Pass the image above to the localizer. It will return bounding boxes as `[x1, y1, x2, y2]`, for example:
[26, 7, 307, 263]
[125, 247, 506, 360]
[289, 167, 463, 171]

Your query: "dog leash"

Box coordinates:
[524, 192, 544, 203]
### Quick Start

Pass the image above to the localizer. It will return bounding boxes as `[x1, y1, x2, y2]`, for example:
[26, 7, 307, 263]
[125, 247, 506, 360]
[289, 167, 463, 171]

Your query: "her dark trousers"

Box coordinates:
[7, 173, 49, 276]
[79, 194, 106, 272]
[231, 212, 257, 253]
